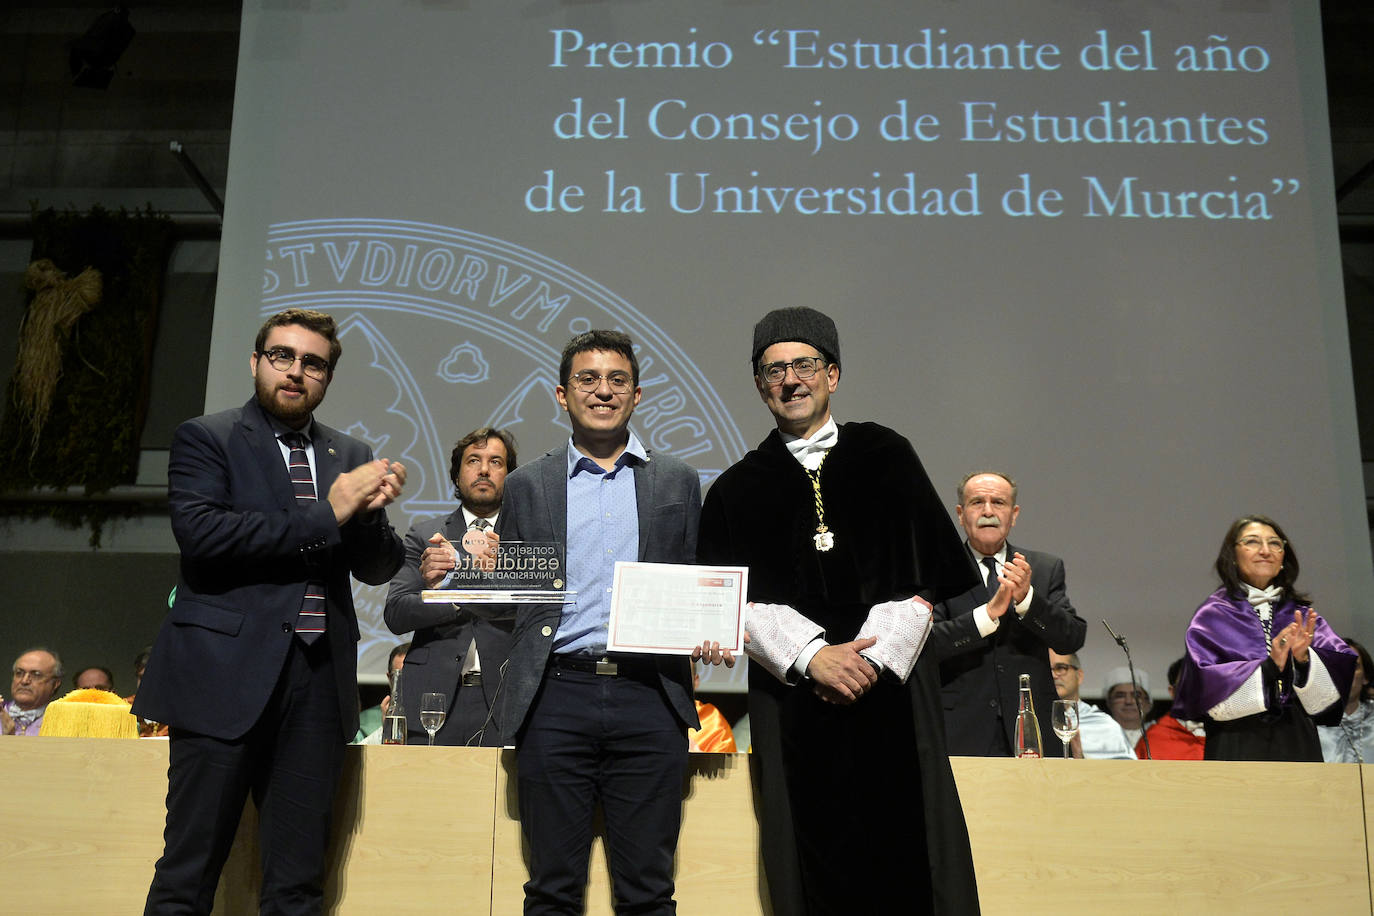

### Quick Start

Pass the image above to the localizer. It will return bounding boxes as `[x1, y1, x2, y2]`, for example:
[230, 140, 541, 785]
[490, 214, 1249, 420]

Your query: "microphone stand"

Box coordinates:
[1101, 619, 1152, 760]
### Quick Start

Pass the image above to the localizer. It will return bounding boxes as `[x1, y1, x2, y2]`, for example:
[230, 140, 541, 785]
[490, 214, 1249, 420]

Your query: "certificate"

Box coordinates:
[606, 561, 747, 655]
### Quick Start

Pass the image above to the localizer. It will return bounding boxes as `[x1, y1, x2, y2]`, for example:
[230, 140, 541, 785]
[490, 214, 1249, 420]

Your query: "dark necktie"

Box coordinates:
[283, 433, 326, 644]
[983, 556, 1000, 600]
[471, 517, 490, 532]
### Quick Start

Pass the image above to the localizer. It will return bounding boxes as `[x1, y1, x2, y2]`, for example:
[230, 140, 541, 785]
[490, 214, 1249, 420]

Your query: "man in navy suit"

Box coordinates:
[928, 470, 1086, 757]
[385, 426, 518, 746]
[135, 308, 406, 914]
[467, 329, 730, 914]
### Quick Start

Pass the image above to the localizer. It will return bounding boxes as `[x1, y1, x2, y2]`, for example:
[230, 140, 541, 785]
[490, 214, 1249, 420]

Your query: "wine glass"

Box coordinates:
[419, 692, 447, 746]
[1051, 700, 1079, 759]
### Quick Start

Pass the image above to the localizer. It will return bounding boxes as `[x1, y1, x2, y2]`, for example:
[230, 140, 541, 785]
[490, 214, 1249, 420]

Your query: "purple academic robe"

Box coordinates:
[1174, 589, 1355, 729]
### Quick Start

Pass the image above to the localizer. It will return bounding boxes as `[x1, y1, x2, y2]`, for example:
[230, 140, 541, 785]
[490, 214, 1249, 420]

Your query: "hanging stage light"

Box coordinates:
[69, 6, 136, 89]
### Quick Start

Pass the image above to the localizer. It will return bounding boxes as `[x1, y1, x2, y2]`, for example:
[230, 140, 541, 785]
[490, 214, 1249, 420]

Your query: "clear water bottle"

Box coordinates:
[381, 666, 407, 745]
[1014, 673, 1043, 758]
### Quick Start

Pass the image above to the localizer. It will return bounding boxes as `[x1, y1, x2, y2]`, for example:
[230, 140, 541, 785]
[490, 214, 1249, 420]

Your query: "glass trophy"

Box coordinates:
[421, 537, 575, 605]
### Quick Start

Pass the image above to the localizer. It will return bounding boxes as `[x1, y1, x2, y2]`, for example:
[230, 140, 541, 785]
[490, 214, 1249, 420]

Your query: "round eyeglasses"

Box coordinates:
[258, 347, 331, 380]
[758, 356, 828, 385]
[1235, 537, 1285, 553]
[569, 371, 633, 394]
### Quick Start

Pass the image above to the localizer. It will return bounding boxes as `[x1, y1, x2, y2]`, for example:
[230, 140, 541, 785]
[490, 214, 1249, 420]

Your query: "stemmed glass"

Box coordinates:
[419, 692, 447, 746]
[1051, 700, 1080, 759]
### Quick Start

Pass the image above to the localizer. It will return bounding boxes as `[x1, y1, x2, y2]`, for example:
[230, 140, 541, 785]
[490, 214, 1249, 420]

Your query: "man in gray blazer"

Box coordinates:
[385, 426, 518, 746]
[476, 329, 730, 915]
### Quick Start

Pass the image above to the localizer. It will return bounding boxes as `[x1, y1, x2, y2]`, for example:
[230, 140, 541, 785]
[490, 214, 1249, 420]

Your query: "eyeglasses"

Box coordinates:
[257, 347, 331, 380]
[569, 371, 633, 394]
[13, 668, 54, 682]
[758, 356, 827, 384]
[1235, 537, 1285, 553]
[1049, 664, 1079, 675]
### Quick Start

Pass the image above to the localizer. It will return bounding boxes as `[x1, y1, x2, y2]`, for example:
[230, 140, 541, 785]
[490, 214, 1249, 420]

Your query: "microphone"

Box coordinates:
[1101, 618, 1126, 647]
[1100, 619, 1152, 760]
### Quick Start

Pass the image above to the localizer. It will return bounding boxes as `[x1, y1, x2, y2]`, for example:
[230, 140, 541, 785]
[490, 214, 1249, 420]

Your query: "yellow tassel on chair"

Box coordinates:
[38, 687, 139, 739]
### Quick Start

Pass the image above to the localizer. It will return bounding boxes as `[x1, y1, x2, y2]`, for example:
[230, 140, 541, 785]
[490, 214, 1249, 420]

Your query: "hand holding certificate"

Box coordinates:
[606, 562, 747, 658]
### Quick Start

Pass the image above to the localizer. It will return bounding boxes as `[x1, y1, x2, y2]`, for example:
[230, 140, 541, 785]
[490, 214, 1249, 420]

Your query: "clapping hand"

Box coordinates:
[1271, 607, 1318, 667]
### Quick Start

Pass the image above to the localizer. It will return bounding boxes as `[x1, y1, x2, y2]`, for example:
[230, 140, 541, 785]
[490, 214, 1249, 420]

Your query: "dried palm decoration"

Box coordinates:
[13, 258, 103, 458]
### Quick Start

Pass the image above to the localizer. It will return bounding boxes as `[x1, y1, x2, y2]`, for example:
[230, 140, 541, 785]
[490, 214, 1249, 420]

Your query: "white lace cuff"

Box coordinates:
[856, 598, 933, 684]
[1294, 651, 1340, 715]
[745, 602, 824, 684]
[1207, 666, 1267, 721]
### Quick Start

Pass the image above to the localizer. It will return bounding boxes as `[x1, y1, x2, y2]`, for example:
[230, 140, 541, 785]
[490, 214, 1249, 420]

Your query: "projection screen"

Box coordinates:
[209, 1, 1369, 691]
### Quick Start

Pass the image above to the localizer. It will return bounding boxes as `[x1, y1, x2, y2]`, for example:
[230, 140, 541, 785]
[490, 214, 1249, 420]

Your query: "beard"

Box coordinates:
[459, 482, 502, 516]
[255, 371, 323, 425]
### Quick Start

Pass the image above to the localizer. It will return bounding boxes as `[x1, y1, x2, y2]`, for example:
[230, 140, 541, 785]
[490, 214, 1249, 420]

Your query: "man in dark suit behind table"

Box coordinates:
[928, 470, 1086, 757]
[453, 329, 730, 914]
[135, 308, 407, 914]
[384, 425, 519, 746]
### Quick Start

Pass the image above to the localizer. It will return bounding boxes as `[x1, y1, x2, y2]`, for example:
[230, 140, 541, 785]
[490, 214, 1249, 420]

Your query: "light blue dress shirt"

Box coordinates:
[554, 433, 645, 655]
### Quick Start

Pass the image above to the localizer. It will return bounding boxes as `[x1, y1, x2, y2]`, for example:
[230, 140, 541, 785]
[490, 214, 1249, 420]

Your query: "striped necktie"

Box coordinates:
[283, 432, 326, 644]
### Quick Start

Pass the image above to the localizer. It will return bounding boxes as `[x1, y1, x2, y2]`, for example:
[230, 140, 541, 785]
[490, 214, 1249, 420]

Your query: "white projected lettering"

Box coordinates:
[959, 102, 1269, 146]
[766, 28, 1064, 72]
[663, 171, 981, 216]
[527, 22, 1304, 221]
[1081, 175, 1292, 220]
[646, 99, 860, 155]
[550, 27, 732, 69]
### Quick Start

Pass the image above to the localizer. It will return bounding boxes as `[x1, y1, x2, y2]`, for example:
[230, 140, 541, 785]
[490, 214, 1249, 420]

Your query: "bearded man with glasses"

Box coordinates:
[136, 307, 407, 914]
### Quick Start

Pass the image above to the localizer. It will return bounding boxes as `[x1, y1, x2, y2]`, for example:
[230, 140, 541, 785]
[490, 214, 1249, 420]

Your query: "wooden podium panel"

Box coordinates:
[6, 739, 1373, 914]
[0, 737, 170, 915]
[1365, 764, 1374, 913]
[954, 756, 1371, 915]
[221, 745, 503, 913]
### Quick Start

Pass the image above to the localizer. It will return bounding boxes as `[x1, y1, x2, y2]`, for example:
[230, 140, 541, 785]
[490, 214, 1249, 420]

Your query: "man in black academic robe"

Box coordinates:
[697, 307, 981, 915]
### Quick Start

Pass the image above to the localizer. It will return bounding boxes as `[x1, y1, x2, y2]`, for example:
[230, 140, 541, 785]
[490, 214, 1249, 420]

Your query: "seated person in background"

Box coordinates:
[73, 665, 115, 692]
[1136, 657, 1206, 760]
[1103, 666, 1154, 750]
[124, 646, 167, 737]
[355, 643, 408, 744]
[129, 646, 150, 697]
[687, 663, 737, 753]
[1319, 637, 1374, 763]
[1050, 650, 1136, 759]
[3, 648, 63, 736]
